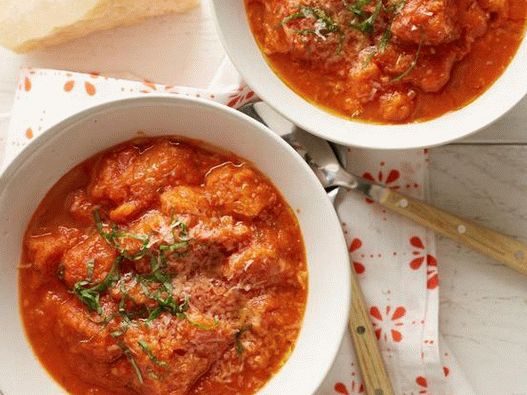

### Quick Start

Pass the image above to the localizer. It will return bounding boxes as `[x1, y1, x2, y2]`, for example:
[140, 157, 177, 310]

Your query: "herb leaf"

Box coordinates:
[94, 209, 150, 261]
[159, 241, 189, 254]
[90, 209, 193, 326]
[73, 256, 121, 314]
[391, 37, 423, 82]
[343, 0, 371, 17]
[138, 340, 168, 367]
[234, 325, 251, 356]
[119, 342, 144, 384]
[379, 25, 392, 52]
[187, 316, 219, 331]
[281, 6, 344, 53]
[349, 0, 382, 34]
[146, 306, 163, 323]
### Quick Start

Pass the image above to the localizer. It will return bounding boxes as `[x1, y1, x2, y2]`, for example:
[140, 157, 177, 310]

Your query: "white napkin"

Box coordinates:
[1, 61, 473, 395]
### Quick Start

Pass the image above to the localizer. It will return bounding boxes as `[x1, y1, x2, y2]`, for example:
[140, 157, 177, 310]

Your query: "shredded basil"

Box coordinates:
[377, 0, 406, 50]
[146, 306, 163, 323]
[391, 0, 407, 14]
[349, 0, 382, 34]
[94, 209, 150, 261]
[119, 342, 144, 384]
[187, 316, 219, 331]
[85, 209, 197, 335]
[391, 37, 423, 82]
[170, 216, 188, 239]
[89, 312, 118, 327]
[138, 340, 168, 367]
[282, 7, 337, 29]
[378, 25, 392, 52]
[343, 0, 371, 16]
[138, 270, 189, 322]
[234, 325, 251, 356]
[73, 256, 122, 314]
[282, 6, 342, 45]
[159, 241, 189, 254]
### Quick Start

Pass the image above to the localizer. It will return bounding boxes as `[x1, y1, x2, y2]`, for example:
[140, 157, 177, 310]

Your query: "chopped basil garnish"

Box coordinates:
[234, 325, 251, 356]
[187, 316, 219, 331]
[138, 340, 168, 367]
[391, 37, 423, 82]
[146, 306, 163, 323]
[71, 207, 211, 384]
[343, 0, 371, 16]
[94, 209, 150, 261]
[281, 6, 344, 52]
[119, 342, 144, 384]
[280, 0, 412, 63]
[349, 0, 382, 34]
[73, 256, 122, 314]
[378, 25, 392, 52]
[94, 209, 189, 262]
[282, 6, 338, 31]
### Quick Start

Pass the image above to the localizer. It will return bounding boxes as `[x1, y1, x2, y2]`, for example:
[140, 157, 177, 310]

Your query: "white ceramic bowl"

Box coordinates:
[211, 1, 527, 149]
[0, 96, 350, 394]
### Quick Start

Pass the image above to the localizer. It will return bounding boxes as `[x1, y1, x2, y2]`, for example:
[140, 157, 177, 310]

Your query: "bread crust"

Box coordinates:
[0, 0, 199, 53]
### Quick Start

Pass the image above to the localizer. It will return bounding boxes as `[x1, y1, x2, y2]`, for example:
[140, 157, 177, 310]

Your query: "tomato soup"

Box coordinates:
[246, 0, 527, 123]
[20, 137, 307, 394]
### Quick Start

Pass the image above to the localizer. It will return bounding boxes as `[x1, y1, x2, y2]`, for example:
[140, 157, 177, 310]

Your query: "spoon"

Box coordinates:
[240, 101, 527, 395]
[240, 102, 527, 275]
[240, 102, 395, 395]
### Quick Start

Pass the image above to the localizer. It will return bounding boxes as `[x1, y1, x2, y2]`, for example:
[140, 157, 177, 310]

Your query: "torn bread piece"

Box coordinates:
[0, 0, 199, 53]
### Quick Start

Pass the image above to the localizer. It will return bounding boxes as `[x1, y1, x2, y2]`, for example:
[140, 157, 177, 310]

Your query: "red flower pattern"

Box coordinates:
[226, 86, 255, 108]
[24, 76, 32, 91]
[409, 236, 439, 289]
[362, 165, 400, 203]
[138, 79, 160, 93]
[349, 238, 365, 274]
[370, 305, 406, 343]
[139, 80, 179, 94]
[335, 382, 349, 395]
[334, 381, 364, 394]
[362, 168, 400, 187]
[416, 376, 428, 394]
[63, 78, 97, 96]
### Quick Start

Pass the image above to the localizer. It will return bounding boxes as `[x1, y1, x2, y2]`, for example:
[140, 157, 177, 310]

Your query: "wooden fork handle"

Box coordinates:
[349, 269, 395, 395]
[380, 189, 527, 274]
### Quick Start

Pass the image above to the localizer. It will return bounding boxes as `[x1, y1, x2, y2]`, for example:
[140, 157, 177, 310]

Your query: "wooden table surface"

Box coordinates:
[1, 3, 526, 394]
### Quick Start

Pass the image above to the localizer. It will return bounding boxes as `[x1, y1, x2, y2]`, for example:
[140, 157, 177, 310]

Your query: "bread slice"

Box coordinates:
[0, 0, 199, 53]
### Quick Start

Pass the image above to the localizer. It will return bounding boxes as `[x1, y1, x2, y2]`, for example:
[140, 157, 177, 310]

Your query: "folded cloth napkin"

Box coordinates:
[1, 62, 473, 395]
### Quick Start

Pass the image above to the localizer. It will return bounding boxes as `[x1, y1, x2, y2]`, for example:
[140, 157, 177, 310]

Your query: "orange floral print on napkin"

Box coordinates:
[24, 77, 32, 92]
[84, 81, 96, 96]
[63, 79, 97, 96]
[64, 80, 75, 92]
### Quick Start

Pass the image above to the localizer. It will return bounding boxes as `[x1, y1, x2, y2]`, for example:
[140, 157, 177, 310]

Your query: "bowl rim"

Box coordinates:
[0, 94, 351, 395]
[210, 1, 527, 149]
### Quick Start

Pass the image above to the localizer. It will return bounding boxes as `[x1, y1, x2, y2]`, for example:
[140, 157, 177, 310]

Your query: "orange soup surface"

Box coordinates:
[246, 0, 527, 123]
[20, 137, 307, 395]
